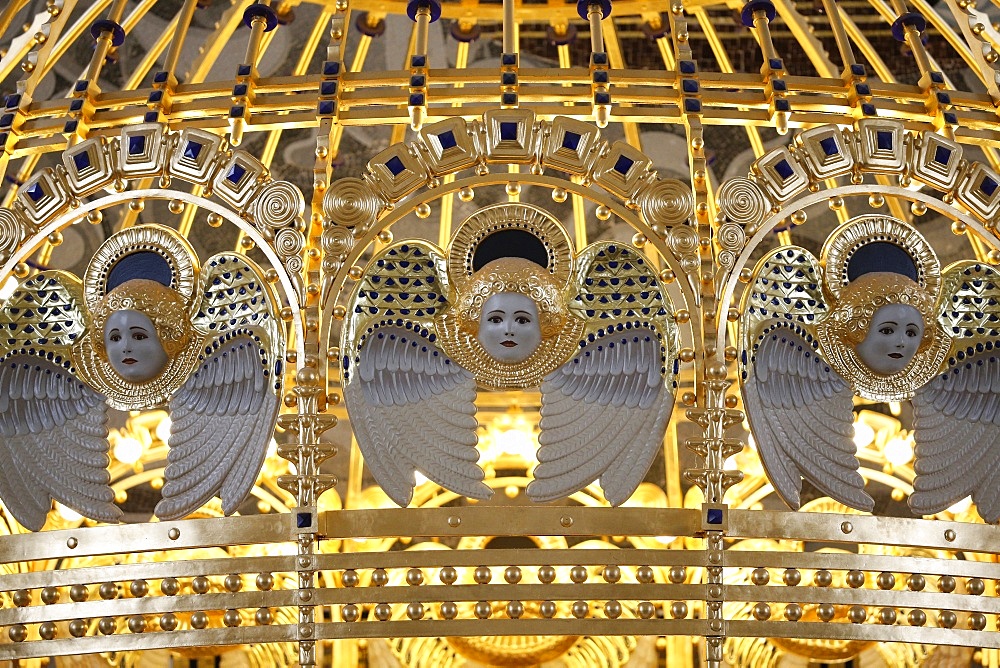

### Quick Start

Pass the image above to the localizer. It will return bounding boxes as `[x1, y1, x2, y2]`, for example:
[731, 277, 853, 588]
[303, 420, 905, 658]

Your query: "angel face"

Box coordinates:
[477, 292, 543, 364]
[103, 309, 170, 383]
[855, 303, 925, 375]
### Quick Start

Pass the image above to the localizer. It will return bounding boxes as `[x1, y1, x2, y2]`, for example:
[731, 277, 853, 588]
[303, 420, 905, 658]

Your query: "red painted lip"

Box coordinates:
[122, 358, 138, 364]
[501, 341, 517, 348]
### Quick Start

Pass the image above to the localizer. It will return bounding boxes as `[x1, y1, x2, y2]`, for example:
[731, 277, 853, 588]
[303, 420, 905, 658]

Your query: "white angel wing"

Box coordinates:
[0, 355, 121, 531]
[529, 326, 674, 505]
[156, 332, 280, 519]
[344, 324, 491, 506]
[910, 346, 1000, 521]
[743, 321, 874, 512]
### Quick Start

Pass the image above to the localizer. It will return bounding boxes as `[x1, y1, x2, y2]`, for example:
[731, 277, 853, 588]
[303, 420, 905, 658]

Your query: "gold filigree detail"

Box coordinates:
[91, 280, 193, 360]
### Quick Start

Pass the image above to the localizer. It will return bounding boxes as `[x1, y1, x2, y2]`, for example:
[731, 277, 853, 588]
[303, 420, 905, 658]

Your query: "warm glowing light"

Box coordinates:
[494, 427, 535, 459]
[0, 277, 16, 300]
[267, 438, 278, 458]
[113, 437, 143, 465]
[723, 455, 739, 470]
[155, 416, 172, 443]
[948, 496, 973, 515]
[852, 420, 875, 449]
[55, 502, 82, 522]
[415, 471, 429, 486]
[883, 437, 914, 466]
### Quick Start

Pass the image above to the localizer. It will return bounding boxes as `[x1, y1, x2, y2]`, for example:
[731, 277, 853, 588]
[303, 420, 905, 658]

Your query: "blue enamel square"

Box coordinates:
[707, 508, 723, 524]
[934, 145, 952, 165]
[437, 130, 457, 149]
[876, 130, 893, 151]
[981, 175, 998, 197]
[774, 159, 794, 180]
[127, 135, 146, 155]
[183, 141, 203, 160]
[499, 122, 518, 141]
[613, 155, 634, 175]
[296, 511, 312, 528]
[562, 131, 581, 150]
[385, 156, 406, 176]
[819, 137, 838, 156]
[73, 151, 91, 171]
[25, 182, 44, 202]
[226, 163, 247, 184]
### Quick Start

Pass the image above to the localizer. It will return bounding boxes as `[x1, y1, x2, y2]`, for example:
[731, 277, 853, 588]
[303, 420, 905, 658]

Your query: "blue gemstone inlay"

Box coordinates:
[862, 103, 877, 116]
[144, 111, 159, 122]
[707, 508, 723, 524]
[613, 155, 634, 175]
[592, 52, 608, 65]
[296, 512, 312, 528]
[501, 53, 517, 66]
[0, 114, 12, 128]
[148, 90, 163, 103]
[69, 99, 84, 112]
[321, 81, 338, 96]
[562, 131, 581, 150]
[679, 60, 696, 74]
[5, 94, 21, 109]
[774, 98, 790, 112]
[411, 55, 427, 68]
[232, 83, 248, 97]
[74, 80, 89, 93]
[25, 182, 44, 202]
[684, 98, 701, 112]
[682, 79, 698, 93]
[851, 63, 866, 77]
[855, 83, 871, 96]
[226, 163, 247, 185]
[768, 58, 783, 70]
[237, 64, 251, 76]
[934, 145, 952, 165]
[930, 72, 944, 84]
[981, 175, 998, 197]
[501, 92, 517, 106]
[774, 159, 794, 180]
[317, 100, 335, 115]
[819, 137, 838, 156]
[593, 70, 608, 84]
[153, 71, 168, 83]
[72, 151, 91, 171]
[876, 130, 893, 151]
[183, 141, 203, 160]
[499, 122, 518, 141]
[323, 60, 341, 76]
[944, 112, 957, 125]
[501, 72, 516, 86]
[408, 93, 424, 107]
[385, 156, 406, 176]
[127, 135, 146, 155]
[409, 75, 426, 88]
[63, 120, 78, 133]
[438, 130, 457, 149]
[595, 91, 611, 105]
[772, 79, 787, 92]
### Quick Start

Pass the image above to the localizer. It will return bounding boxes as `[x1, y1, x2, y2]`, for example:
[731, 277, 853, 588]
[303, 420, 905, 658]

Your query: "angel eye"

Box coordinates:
[515, 316, 531, 325]
[133, 333, 148, 341]
[109, 334, 121, 342]
[906, 328, 919, 337]
[878, 326, 894, 336]
[488, 316, 503, 324]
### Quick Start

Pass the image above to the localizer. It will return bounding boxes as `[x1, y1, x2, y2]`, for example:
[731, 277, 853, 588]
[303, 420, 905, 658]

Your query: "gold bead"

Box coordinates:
[474, 566, 491, 584]
[907, 574, 925, 591]
[128, 616, 146, 634]
[506, 600, 524, 619]
[474, 601, 492, 619]
[632, 233, 647, 248]
[161, 578, 180, 596]
[98, 617, 116, 634]
[207, 213, 223, 227]
[724, 395, 739, 408]
[679, 348, 695, 363]
[505, 566, 522, 584]
[240, 236, 255, 250]
[256, 573, 274, 591]
[377, 230, 393, 244]
[783, 568, 801, 586]
[406, 568, 424, 586]
[938, 610, 957, 628]
[668, 566, 686, 584]
[596, 205, 612, 221]
[69, 619, 88, 637]
[256, 608, 274, 625]
[224, 574, 243, 593]
[572, 600, 589, 618]
[159, 613, 178, 631]
[659, 269, 675, 283]
[967, 578, 985, 596]
[938, 575, 956, 593]
[878, 607, 897, 625]
[439, 602, 458, 619]
[551, 187, 568, 203]
[969, 612, 987, 630]
[46, 231, 63, 246]
[637, 601, 656, 619]
[636, 565, 655, 584]
[539, 600, 557, 618]
[876, 572, 895, 590]
[675, 309, 690, 324]
[670, 601, 688, 619]
[751, 568, 769, 586]
[192, 576, 210, 594]
[128, 200, 144, 213]
[753, 602, 771, 621]
[813, 570, 832, 587]
[602, 565, 621, 583]
[845, 570, 865, 588]
[828, 196, 844, 210]
[39, 621, 57, 639]
[130, 580, 148, 598]
[341, 570, 359, 588]
[681, 391, 696, 406]
[706, 361, 728, 380]
[332, 305, 347, 320]
[168, 199, 185, 214]
[605, 600, 622, 619]
[537, 565, 556, 584]
[13, 263, 29, 278]
[190, 611, 208, 629]
[817, 603, 835, 622]
[347, 265, 363, 281]
[944, 528, 956, 542]
[406, 602, 424, 620]
[70, 584, 88, 602]
[988, 250, 1000, 265]
[790, 210, 807, 225]
[459, 186, 475, 202]
[911, 201, 927, 216]
[99, 582, 118, 600]
[415, 202, 431, 219]
[908, 609, 926, 626]
[8, 624, 27, 642]
[371, 568, 389, 586]
[439, 566, 458, 585]
[340, 605, 359, 623]
[570, 566, 588, 584]
[952, 220, 968, 235]
[86, 210, 103, 225]
[869, 193, 884, 209]
[783, 603, 802, 622]
[506, 182, 521, 197]
[265, 268, 279, 283]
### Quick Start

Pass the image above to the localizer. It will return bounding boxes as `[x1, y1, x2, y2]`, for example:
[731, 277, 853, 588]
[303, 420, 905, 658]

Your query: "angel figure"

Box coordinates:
[741, 213, 1000, 523]
[0, 224, 283, 531]
[342, 203, 679, 507]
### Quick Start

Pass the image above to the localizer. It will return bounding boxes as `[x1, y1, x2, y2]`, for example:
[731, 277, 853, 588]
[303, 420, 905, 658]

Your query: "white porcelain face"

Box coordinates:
[855, 303, 924, 375]
[477, 293, 542, 364]
[103, 309, 169, 383]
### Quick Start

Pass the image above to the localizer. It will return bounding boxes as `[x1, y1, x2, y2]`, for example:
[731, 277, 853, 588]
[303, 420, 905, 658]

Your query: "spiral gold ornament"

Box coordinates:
[322, 226, 355, 260]
[717, 177, 770, 227]
[0, 208, 27, 263]
[716, 222, 746, 253]
[640, 178, 694, 229]
[323, 177, 382, 229]
[252, 180, 305, 229]
[667, 224, 700, 259]
[274, 228, 305, 257]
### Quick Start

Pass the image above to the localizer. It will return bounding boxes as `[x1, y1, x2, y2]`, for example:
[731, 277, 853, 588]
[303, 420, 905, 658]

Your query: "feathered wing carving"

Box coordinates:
[911, 262, 1000, 522]
[343, 241, 489, 506]
[529, 242, 678, 505]
[156, 255, 282, 520]
[740, 248, 872, 512]
[0, 272, 120, 530]
[743, 322, 873, 511]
